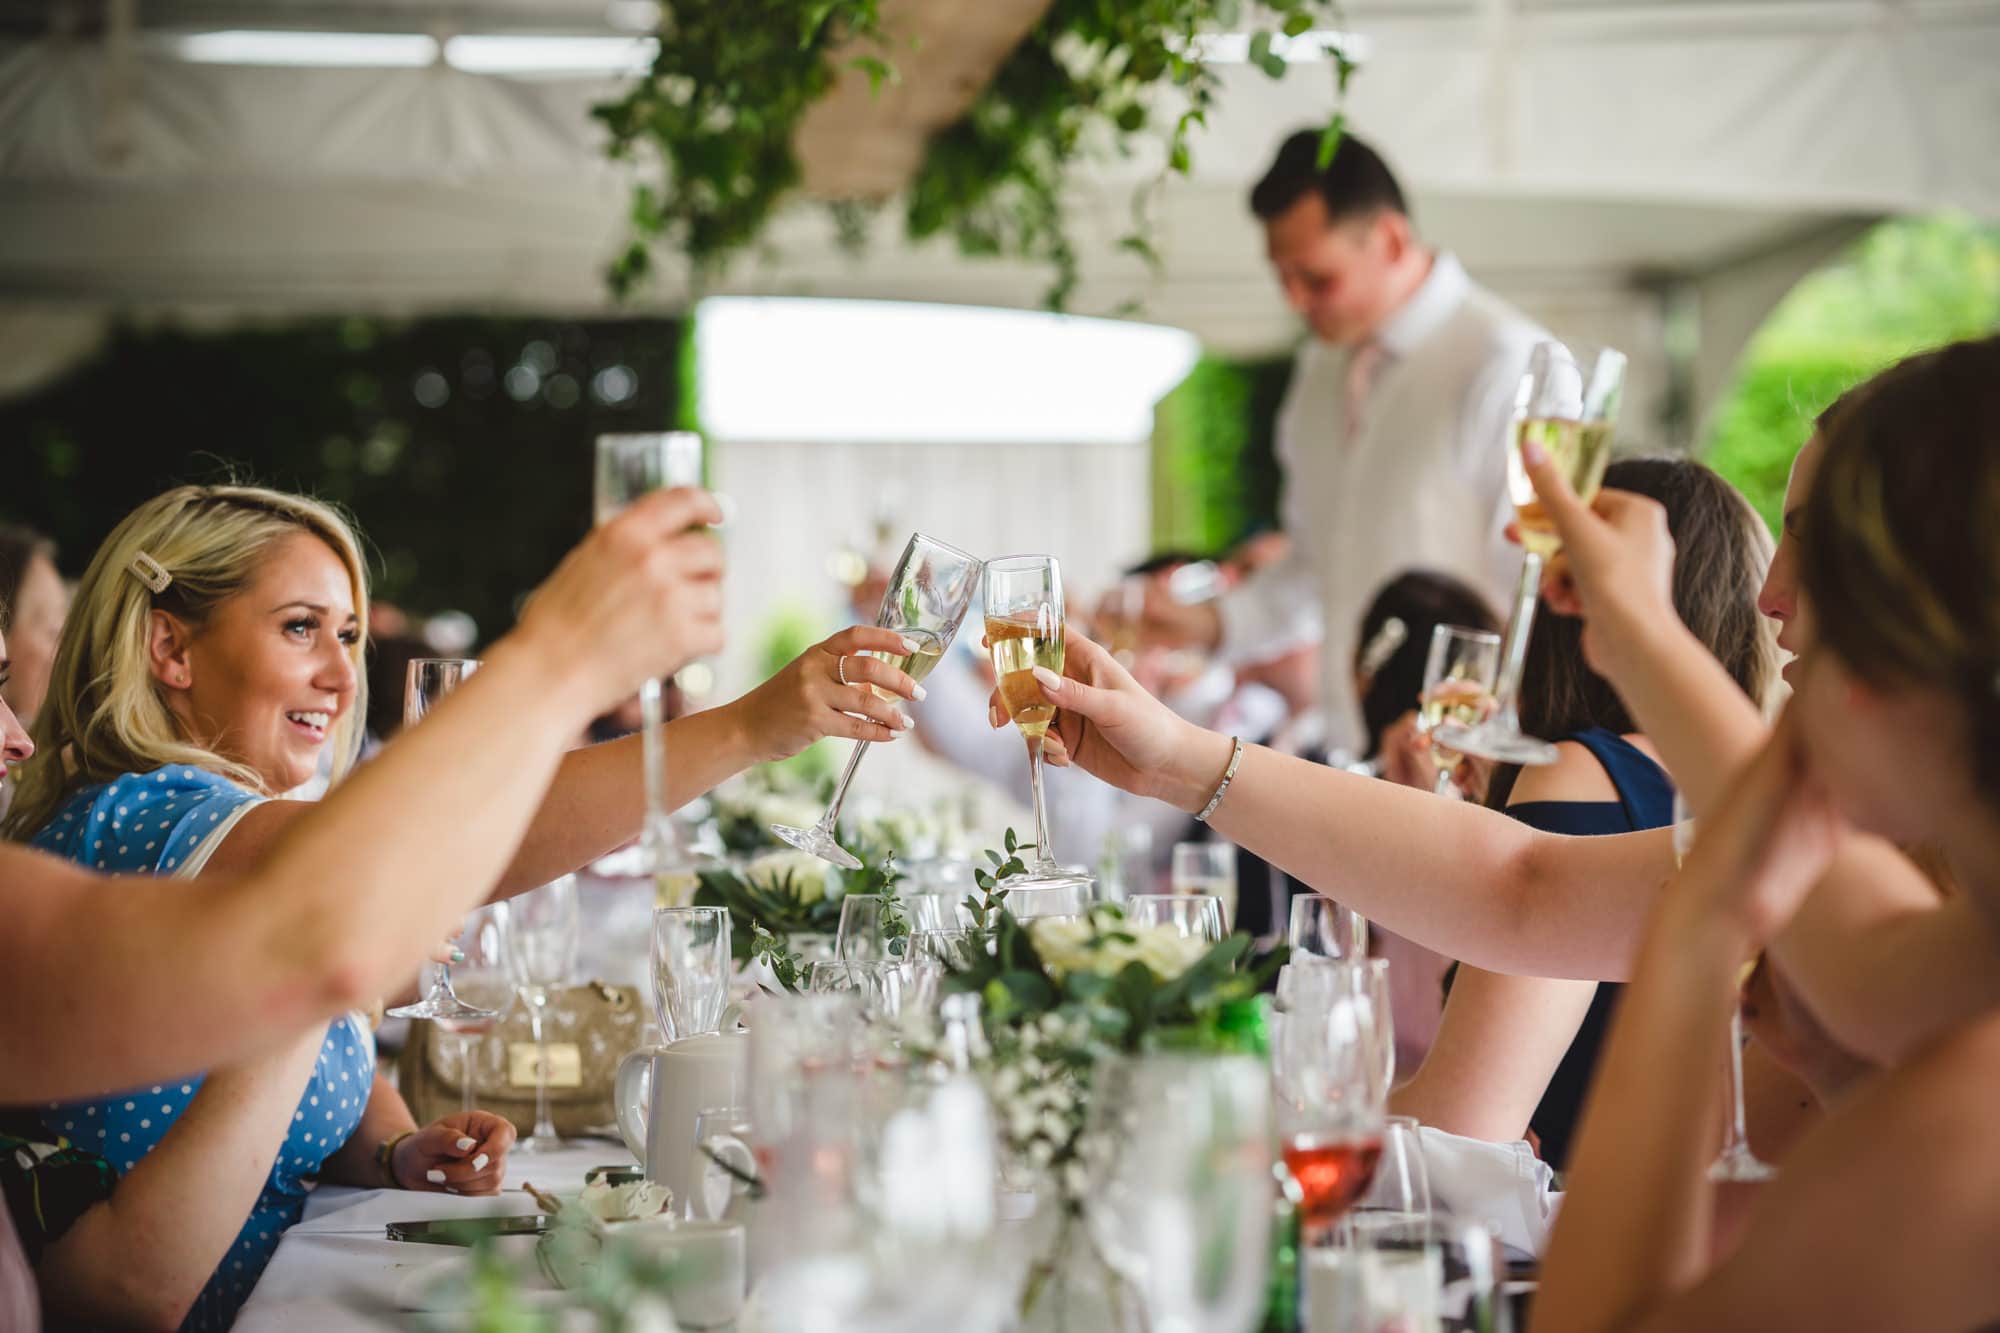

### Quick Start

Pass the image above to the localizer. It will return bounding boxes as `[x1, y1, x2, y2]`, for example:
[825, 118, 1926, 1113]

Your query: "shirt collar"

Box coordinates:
[1372, 250, 1468, 356]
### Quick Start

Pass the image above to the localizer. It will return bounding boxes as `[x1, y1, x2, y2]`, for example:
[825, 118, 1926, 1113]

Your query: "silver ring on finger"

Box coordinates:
[835, 654, 850, 688]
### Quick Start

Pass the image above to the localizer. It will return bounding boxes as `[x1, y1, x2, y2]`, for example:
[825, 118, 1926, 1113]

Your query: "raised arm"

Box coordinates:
[1014, 628, 1676, 980]
[0, 488, 725, 1101]
[1518, 443, 1997, 1063]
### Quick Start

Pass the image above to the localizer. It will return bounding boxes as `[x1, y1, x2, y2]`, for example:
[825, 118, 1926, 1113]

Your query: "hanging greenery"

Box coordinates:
[595, 0, 1356, 308]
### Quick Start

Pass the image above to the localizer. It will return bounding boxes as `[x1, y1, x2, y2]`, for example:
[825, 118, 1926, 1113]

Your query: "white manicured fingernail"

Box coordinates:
[894, 710, 913, 730]
[426, 1169, 447, 1184]
[912, 684, 928, 702]
[1031, 667, 1062, 691]
[456, 1137, 476, 1151]
[446, 1186, 461, 1195]
[899, 636, 919, 653]
[472, 1153, 490, 1171]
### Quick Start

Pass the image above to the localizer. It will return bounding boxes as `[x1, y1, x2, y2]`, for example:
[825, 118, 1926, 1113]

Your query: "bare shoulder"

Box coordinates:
[1506, 739, 1621, 807]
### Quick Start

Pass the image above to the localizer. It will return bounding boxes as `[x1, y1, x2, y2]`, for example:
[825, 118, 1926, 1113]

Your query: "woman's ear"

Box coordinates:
[147, 610, 195, 692]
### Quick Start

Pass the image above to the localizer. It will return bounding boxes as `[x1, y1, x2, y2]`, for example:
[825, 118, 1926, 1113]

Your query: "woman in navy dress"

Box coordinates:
[1391, 458, 1782, 1174]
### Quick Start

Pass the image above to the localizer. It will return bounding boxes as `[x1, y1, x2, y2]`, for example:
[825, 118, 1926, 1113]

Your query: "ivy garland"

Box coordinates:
[595, 0, 1355, 309]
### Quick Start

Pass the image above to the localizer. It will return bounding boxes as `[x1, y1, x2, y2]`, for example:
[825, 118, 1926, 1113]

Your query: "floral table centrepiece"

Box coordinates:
[943, 839, 1284, 1326]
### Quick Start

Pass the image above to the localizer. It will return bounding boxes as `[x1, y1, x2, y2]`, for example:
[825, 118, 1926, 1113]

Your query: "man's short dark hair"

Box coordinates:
[1249, 129, 1409, 225]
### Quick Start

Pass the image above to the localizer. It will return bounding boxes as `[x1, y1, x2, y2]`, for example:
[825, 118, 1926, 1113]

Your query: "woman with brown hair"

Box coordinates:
[1390, 456, 1780, 1172]
[1528, 335, 2000, 1329]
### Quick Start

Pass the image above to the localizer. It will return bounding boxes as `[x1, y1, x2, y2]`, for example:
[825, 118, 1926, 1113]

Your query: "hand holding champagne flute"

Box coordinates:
[1415, 624, 1501, 796]
[984, 555, 1076, 885]
[1437, 339, 1627, 766]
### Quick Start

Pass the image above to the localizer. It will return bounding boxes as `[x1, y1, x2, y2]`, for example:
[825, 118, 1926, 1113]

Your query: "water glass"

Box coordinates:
[836, 893, 893, 961]
[652, 906, 732, 1043]
[1086, 1053, 1274, 1333]
[1290, 894, 1369, 962]
[1310, 1215, 1507, 1333]
[1126, 892, 1225, 943]
[999, 876, 1093, 922]
[1171, 841, 1238, 931]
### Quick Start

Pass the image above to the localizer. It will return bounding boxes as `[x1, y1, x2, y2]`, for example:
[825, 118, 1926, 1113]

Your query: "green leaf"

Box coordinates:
[1316, 115, 1346, 168]
[1247, 30, 1274, 69]
[1283, 11, 1314, 37]
[848, 54, 896, 96]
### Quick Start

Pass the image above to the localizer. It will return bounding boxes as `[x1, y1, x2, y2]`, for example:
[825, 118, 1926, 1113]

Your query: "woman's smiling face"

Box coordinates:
[158, 532, 361, 793]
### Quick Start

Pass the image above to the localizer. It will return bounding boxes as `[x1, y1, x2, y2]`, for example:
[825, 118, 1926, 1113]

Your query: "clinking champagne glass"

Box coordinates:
[594, 432, 706, 887]
[1436, 339, 1627, 766]
[984, 555, 1074, 886]
[387, 659, 500, 1022]
[1676, 791, 1778, 1183]
[1416, 624, 1502, 796]
[772, 532, 982, 870]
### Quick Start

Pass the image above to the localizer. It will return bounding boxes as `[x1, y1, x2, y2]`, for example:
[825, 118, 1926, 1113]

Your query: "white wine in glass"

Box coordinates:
[984, 555, 1078, 887]
[1415, 624, 1501, 796]
[772, 532, 981, 869]
[1438, 340, 1626, 767]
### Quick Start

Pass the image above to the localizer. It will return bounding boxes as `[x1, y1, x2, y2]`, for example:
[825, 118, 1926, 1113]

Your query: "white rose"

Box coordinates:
[744, 850, 832, 905]
[1026, 918, 1095, 977]
[1129, 924, 1208, 981]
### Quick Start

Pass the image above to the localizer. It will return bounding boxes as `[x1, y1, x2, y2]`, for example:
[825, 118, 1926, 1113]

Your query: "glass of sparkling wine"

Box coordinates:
[1416, 624, 1502, 796]
[388, 658, 500, 1022]
[1436, 340, 1626, 766]
[1676, 791, 1778, 1183]
[499, 875, 580, 1154]
[772, 531, 982, 869]
[983, 555, 1075, 886]
[594, 433, 707, 894]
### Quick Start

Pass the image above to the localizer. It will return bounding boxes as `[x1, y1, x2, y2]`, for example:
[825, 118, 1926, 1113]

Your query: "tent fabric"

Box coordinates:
[0, 3, 1994, 395]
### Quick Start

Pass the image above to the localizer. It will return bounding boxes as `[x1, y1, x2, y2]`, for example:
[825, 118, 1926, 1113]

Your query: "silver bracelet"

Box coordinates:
[1195, 736, 1246, 824]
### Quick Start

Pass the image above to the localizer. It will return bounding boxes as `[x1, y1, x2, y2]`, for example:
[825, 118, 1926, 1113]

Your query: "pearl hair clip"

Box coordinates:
[1358, 616, 1408, 677]
[129, 551, 172, 595]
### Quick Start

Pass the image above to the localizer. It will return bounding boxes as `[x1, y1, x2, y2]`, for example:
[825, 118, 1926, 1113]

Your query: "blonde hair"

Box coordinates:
[3, 484, 370, 840]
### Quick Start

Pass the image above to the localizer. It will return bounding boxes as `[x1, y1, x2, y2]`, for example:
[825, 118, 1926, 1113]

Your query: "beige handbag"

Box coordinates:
[397, 981, 649, 1135]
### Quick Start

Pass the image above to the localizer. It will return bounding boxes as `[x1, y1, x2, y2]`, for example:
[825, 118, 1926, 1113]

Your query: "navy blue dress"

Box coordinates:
[1505, 727, 1675, 1174]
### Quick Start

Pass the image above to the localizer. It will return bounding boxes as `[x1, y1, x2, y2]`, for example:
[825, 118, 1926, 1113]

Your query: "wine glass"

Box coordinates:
[433, 905, 513, 1114]
[1085, 1053, 1274, 1333]
[1273, 980, 1388, 1247]
[1289, 895, 1369, 962]
[836, 894, 893, 961]
[498, 875, 580, 1154]
[1437, 340, 1627, 766]
[999, 880, 1093, 922]
[1676, 790, 1777, 1182]
[1415, 625, 1502, 796]
[388, 658, 501, 1022]
[1350, 1114, 1431, 1226]
[983, 555, 1078, 887]
[1171, 841, 1238, 932]
[652, 906, 732, 1043]
[773, 532, 983, 869]
[594, 432, 706, 882]
[1126, 893, 1225, 944]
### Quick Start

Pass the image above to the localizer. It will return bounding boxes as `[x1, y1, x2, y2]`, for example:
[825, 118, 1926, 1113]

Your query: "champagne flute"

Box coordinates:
[1676, 791, 1777, 1182]
[388, 658, 500, 1022]
[499, 875, 580, 1154]
[433, 905, 513, 1114]
[1437, 340, 1627, 766]
[594, 432, 706, 887]
[1415, 625, 1502, 796]
[773, 532, 983, 869]
[983, 555, 1076, 886]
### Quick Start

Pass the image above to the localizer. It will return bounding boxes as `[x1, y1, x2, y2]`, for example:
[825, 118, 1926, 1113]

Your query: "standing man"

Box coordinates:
[1144, 129, 1543, 758]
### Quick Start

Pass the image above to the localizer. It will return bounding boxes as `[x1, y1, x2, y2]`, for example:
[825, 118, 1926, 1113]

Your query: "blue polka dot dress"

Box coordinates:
[27, 767, 376, 1330]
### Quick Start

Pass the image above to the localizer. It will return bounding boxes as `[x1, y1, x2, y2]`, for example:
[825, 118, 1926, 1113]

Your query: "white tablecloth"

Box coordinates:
[234, 1141, 625, 1331]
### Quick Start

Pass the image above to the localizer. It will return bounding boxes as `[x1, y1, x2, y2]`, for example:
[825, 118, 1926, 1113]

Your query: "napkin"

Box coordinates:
[1412, 1124, 1561, 1256]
